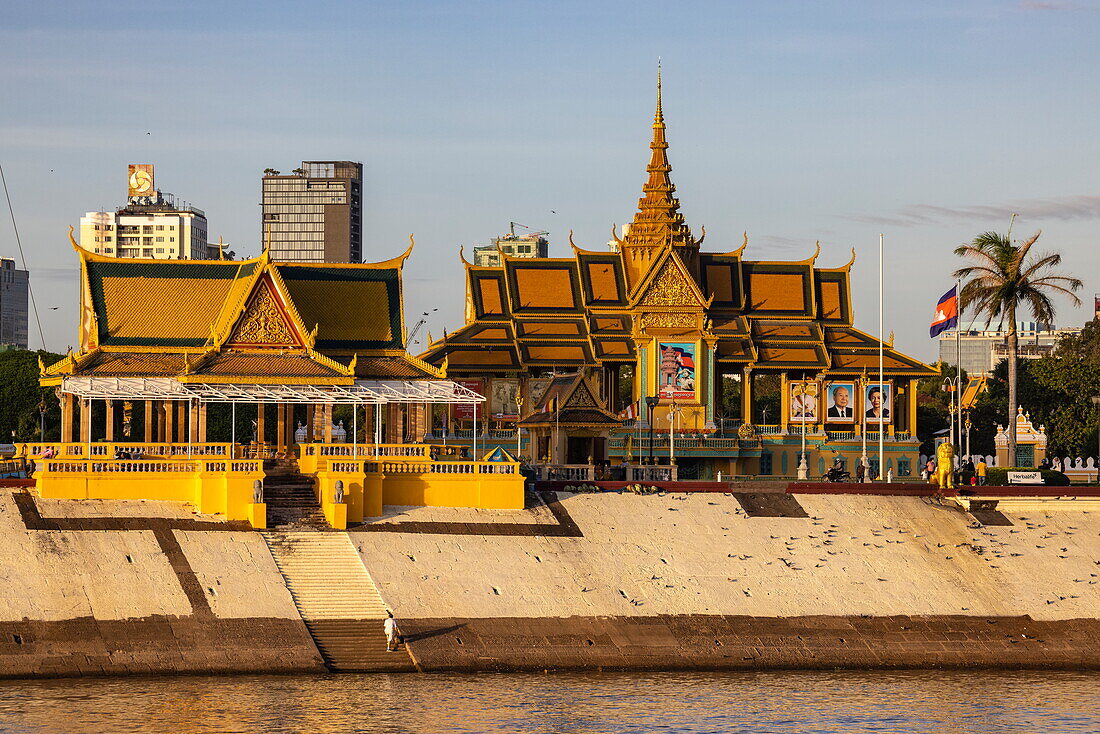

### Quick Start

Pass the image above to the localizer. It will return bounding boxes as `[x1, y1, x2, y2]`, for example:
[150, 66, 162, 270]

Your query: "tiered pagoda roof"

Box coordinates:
[421, 83, 933, 380]
[44, 232, 443, 386]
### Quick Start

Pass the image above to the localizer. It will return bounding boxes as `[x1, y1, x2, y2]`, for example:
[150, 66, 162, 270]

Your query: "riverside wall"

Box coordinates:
[0, 491, 325, 678]
[2, 487, 1099, 677]
[351, 491, 1100, 671]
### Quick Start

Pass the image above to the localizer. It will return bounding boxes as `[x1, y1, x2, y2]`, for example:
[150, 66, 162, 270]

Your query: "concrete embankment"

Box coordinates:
[0, 491, 325, 678]
[352, 491, 1100, 671]
[2, 487, 1099, 677]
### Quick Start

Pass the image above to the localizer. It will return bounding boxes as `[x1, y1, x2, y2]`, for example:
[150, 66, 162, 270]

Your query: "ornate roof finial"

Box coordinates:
[620, 62, 695, 252]
[655, 57, 663, 126]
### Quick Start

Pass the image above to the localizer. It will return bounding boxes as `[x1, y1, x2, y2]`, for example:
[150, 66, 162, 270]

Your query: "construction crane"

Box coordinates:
[407, 308, 438, 346]
[507, 222, 549, 239]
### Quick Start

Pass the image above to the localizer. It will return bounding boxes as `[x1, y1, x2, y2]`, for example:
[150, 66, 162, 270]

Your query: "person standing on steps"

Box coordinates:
[384, 610, 400, 652]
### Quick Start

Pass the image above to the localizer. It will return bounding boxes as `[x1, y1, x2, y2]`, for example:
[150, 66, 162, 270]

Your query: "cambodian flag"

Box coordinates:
[930, 287, 958, 337]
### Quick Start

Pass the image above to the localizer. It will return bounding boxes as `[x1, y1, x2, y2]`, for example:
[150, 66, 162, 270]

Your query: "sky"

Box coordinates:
[2, 0, 1100, 361]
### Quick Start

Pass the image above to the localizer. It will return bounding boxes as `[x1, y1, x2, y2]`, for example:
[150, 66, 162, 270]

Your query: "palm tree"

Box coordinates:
[953, 230, 1082, 464]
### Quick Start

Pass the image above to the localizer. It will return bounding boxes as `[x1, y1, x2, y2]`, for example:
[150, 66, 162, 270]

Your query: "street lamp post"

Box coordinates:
[515, 394, 523, 459]
[859, 370, 868, 481]
[796, 375, 812, 480]
[1091, 396, 1100, 482]
[668, 398, 680, 466]
[942, 376, 958, 450]
[964, 411, 972, 462]
[645, 395, 660, 466]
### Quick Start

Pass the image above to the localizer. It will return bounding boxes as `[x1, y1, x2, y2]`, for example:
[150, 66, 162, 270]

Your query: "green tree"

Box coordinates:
[953, 230, 1083, 463]
[0, 349, 65, 442]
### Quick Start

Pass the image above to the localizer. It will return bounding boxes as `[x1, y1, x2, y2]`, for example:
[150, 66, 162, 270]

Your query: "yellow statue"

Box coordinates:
[934, 442, 955, 490]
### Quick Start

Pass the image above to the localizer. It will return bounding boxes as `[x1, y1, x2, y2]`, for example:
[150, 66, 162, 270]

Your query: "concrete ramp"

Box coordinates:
[263, 531, 415, 672]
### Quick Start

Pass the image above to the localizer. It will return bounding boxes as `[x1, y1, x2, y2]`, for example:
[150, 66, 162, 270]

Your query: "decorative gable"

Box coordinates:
[564, 378, 600, 409]
[227, 278, 303, 348]
[634, 252, 706, 309]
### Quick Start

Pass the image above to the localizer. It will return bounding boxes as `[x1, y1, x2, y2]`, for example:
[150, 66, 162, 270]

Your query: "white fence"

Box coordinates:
[917, 453, 1099, 483]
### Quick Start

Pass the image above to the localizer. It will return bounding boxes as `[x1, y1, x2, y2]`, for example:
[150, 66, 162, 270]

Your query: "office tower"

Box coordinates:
[0, 258, 29, 349]
[261, 161, 363, 262]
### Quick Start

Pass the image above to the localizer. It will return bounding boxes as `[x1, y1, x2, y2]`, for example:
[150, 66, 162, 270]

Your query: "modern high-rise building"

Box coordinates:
[79, 165, 210, 260]
[937, 323, 1080, 375]
[472, 227, 550, 267]
[261, 161, 363, 263]
[0, 258, 29, 349]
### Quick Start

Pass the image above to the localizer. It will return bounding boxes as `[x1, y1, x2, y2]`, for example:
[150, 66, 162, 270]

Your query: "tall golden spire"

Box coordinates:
[621, 61, 695, 252]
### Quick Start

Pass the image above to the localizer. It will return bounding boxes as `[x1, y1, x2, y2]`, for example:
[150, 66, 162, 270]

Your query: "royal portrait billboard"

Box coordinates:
[657, 342, 696, 399]
[864, 381, 893, 425]
[825, 381, 857, 423]
[789, 381, 820, 424]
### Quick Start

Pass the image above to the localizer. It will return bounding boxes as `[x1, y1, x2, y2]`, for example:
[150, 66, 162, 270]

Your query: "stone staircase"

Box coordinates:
[263, 458, 329, 530]
[262, 531, 415, 672]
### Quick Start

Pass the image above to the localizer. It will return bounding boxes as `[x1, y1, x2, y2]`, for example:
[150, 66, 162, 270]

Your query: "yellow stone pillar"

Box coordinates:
[387, 404, 403, 443]
[165, 401, 175, 445]
[79, 399, 92, 444]
[741, 368, 753, 424]
[306, 405, 316, 443]
[908, 379, 918, 436]
[105, 400, 115, 442]
[257, 403, 266, 445]
[323, 404, 333, 443]
[189, 403, 199, 443]
[276, 403, 286, 454]
[198, 403, 208, 443]
[61, 393, 74, 443]
[144, 401, 154, 442]
[780, 371, 789, 433]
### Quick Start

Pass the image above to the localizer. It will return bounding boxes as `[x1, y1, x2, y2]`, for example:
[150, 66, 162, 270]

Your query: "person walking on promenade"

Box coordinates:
[855, 460, 865, 483]
[976, 458, 988, 486]
[384, 611, 400, 652]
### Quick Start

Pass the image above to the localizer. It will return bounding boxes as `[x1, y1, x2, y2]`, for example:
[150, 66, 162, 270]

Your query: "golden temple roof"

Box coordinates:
[47, 231, 435, 385]
[421, 80, 934, 380]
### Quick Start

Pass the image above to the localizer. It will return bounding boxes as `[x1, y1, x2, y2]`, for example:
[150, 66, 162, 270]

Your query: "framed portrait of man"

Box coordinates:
[789, 381, 819, 424]
[825, 381, 856, 423]
[864, 381, 893, 425]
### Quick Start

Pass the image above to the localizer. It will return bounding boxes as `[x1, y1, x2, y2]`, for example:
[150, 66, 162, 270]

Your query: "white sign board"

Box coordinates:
[1007, 471, 1042, 485]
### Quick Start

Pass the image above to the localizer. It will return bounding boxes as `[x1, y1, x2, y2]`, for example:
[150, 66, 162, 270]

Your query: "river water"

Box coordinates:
[0, 671, 1097, 733]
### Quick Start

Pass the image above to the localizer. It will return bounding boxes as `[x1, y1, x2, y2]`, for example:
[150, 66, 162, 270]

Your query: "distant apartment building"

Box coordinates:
[472, 227, 550, 267]
[261, 161, 362, 263]
[79, 165, 211, 260]
[938, 322, 1080, 375]
[0, 258, 29, 349]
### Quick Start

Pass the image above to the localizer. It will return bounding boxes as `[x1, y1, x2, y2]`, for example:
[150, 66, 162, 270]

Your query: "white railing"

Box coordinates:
[535, 464, 678, 482]
[88, 461, 197, 473]
[305, 443, 430, 459]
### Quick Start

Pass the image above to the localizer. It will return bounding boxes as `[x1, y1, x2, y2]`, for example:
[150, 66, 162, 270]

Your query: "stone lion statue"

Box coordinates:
[934, 441, 955, 490]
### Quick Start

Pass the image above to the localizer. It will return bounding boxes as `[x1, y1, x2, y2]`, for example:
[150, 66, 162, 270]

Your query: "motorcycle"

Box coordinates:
[822, 466, 851, 483]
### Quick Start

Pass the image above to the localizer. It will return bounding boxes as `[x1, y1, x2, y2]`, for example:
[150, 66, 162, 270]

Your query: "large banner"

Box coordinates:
[657, 342, 696, 399]
[789, 381, 820, 424]
[490, 379, 519, 419]
[824, 381, 856, 423]
[454, 379, 483, 421]
[864, 381, 893, 425]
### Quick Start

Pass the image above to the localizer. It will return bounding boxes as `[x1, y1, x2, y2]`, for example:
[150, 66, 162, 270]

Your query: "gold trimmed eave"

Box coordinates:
[517, 408, 621, 427]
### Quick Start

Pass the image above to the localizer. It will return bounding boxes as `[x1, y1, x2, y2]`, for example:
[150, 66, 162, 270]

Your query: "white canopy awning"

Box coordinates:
[60, 377, 486, 405]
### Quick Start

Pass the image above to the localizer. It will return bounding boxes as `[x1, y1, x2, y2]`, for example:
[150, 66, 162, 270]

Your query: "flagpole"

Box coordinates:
[878, 233, 885, 481]
[956, 278, 962, 462]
